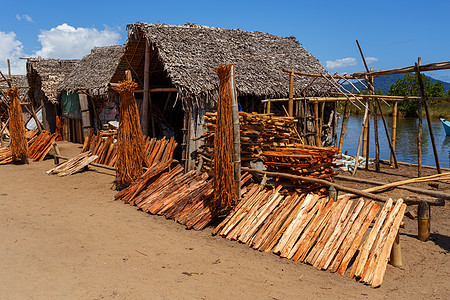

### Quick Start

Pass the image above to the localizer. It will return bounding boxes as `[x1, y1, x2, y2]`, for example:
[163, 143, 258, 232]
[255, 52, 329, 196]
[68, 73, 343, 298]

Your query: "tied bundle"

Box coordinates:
[113, 81, 148, 188]
[213, 65, 237, 212]
[6, 87, 28, 164]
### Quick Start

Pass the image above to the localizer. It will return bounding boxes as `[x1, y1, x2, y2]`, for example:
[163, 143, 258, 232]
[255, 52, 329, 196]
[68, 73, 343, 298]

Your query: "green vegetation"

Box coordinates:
[387, 73, 449, 117]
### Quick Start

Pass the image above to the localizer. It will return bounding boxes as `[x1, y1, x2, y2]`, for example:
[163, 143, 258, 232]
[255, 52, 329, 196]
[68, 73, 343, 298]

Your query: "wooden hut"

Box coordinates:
[112, 22, 335, 170]
[58, 45, 125, 140]
[26, 58, 79, 138]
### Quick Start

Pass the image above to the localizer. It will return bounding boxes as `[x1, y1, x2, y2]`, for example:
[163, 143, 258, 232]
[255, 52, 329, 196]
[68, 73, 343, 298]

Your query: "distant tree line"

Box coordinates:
[387, 73, 450, 117]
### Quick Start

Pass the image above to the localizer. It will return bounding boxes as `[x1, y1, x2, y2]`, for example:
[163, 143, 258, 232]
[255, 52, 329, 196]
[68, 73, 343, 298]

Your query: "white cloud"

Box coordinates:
[16, 14, 33, 22]
[34, 23, 121, 59]
[325, 57, 357, 70]
[0, 31, 26, 74]
[366, 57, 379, 64]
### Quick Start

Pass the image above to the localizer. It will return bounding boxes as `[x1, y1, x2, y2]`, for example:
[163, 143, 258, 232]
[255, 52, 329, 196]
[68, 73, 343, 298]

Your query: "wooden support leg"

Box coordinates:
[389, 233, 402, 267]
[328, 186, 337, 201]
[53, 142, 61, 165]
[418, 201, 430, 241]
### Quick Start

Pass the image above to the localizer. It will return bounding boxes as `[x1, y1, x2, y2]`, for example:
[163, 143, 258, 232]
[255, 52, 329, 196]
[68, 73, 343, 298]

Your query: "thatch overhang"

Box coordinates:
[0, 75, 29, 101]
[58, 45, 125, 96]
[27, 58, 80, 104]
[113, 22, 333, 108]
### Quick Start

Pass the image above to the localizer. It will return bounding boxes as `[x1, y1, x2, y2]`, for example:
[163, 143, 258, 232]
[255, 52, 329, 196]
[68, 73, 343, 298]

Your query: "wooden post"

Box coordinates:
[373, 98, 380, 172]
[418, 201, 430, 241]
[78, 92, 91, 138]
[314, 100, 321, 146]
[230, 65, 241, 199]
[415, 59, 441, 174]
[266, 99, 271, 114]
[142, 41, 150, 136]
[415, 62, 423, 178]
[376, 99, 398, 168]
[390, 101, 398, 167]
[337, 101, 349, 154]
[352, 100, 369, 175]
[288, 70, 294, 117]
[362, 108, 369, 158]
[364, 106, 370, 169]
[389, 233, 402, 267]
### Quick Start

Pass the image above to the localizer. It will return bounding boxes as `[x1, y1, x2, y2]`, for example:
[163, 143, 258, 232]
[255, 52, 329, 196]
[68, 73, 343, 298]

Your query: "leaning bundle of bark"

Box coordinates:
[262, 145, 339, 194]
[198, 111, 300, 174]
[116, 163, 215, 230]
[6, 87, 28, 163]
[113, 81, 148, 188]
[27, 130, 58, 161]
[82, 130, 176, 168]
[213, 187, 405, 287]
[46, 152, 98, 176]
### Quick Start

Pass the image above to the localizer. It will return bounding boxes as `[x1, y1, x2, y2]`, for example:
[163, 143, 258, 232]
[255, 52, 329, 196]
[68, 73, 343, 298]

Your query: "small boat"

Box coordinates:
[440, 118, 450, 136]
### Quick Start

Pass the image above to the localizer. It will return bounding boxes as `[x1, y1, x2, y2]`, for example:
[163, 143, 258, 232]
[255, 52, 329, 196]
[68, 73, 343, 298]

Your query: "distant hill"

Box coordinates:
[342, 73, 450, 95]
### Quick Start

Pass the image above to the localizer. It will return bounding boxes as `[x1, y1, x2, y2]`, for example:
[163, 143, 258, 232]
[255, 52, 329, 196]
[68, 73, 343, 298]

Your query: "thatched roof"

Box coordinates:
[27, 58, 80, 104]
[116, 22, 332, 106]
[0, 75, 29, 100]
[59, 45, 125, 95]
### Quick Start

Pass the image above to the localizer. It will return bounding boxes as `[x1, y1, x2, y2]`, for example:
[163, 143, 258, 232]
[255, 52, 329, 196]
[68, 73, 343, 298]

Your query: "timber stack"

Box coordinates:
[47, 152, 98, 176]
[0, 130, 58, 164]
[198, 111, 300, 173]
[213, 185, 406, 287]
[82, 130, 176, 168]
[262, 145, 339, 194]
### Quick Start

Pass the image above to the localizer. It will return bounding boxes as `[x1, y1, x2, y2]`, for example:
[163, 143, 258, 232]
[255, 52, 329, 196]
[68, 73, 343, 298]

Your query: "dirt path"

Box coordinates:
[0, 142, 449, 299]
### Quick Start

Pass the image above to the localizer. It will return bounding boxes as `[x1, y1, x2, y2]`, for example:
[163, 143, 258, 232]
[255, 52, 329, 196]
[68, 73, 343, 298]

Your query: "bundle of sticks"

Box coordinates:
[262, 145, 339, 194]
[213, 186, 406, 287]
[81, 130, 176, 168]
[197, 112, 300, 173]
[47, 152, 98, 176]
[0, 130, 57, 164]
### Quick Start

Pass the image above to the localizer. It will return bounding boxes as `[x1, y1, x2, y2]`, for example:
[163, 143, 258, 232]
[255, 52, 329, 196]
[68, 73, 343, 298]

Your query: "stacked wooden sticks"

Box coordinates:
[198, 112, 300, 173]
[0, 130, 57, 164]
[213, 186, 406, 287]
[262, 145, 339, 194]
[81, 130, 176, 168]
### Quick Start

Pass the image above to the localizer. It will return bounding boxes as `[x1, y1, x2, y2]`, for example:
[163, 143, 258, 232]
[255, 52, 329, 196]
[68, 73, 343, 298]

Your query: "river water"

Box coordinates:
[337, 115, 450, 168]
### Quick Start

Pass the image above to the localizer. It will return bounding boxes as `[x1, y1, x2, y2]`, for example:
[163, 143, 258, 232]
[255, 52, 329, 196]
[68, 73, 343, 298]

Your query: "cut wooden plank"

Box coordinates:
[351, 198, 393, 279]
[371, 203, 406, 287]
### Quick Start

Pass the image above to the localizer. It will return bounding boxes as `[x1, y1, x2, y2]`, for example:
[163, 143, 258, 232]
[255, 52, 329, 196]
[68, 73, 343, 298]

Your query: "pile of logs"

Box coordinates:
[81, 130, 177, 168]
[262, 145, 339, 194]
[213, 186, 406, 287]
[47, 152, 98, 176]
[0, 130, 57, 164]
[198, 112, 300, 173]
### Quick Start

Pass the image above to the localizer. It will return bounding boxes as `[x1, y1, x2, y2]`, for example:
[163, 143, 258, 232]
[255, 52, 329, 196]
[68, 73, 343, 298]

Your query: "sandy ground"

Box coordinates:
[0, 142, 449, 299]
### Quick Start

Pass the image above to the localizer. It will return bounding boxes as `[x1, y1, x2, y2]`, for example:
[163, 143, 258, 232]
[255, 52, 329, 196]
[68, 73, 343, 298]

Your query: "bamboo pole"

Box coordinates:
[230, 65, 241, 199]
[390, 101, 398, 166]
[362, 102, 369, 161]
[337, 101, 349, 154]
[142, 41, 150, 136]
[288, 70, 294, 117]
[314, 101, 320, 146]
[352, 101, 369, 175]
[376, 99, 398, 168]
[415, 59, 441, 174]
[415, 63, 423, 178]
[373, 98, 380, 172]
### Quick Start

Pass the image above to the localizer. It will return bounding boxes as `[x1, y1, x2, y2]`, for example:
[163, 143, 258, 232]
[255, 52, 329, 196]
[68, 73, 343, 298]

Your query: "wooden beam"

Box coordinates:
[351, 60, 450, 78]
[142, 41, 150, 136]
[288, 70, 294, 117]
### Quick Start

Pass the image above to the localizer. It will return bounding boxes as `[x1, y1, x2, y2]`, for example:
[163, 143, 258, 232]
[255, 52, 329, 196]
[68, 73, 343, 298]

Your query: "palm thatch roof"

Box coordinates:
[114, 22, 332, 107]
[59, 45, 125, 95]
[27, 58, 80, 104]
[0, 75, 29, 101]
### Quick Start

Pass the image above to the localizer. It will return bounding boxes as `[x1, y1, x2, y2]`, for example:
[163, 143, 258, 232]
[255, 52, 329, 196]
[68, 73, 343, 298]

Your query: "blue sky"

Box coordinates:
[1, 0, 450, 82]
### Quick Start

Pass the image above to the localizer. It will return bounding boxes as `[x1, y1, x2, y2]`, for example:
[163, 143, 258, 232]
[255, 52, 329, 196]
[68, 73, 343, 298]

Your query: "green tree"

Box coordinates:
[387, 73, 445, 117]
